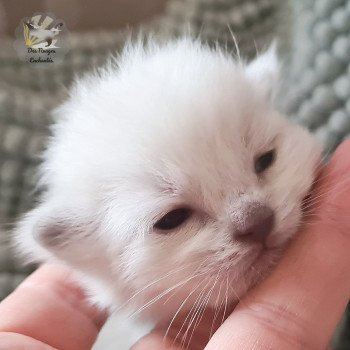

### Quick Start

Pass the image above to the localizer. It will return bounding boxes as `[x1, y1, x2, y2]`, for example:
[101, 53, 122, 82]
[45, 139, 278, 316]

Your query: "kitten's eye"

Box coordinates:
[255, 149, 276, 174]
[154, 208, 192, 231]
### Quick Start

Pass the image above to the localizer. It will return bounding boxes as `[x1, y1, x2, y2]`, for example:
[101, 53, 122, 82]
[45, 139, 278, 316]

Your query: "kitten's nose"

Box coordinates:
[235, 205, 274, 244]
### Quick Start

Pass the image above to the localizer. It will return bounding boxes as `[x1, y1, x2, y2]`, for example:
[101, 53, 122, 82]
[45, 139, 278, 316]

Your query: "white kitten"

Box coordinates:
[15, 39, 321, 324]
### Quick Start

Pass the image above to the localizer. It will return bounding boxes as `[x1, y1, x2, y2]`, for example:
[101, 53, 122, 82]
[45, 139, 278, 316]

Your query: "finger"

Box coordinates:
[206, 139, 350, 349]
[0, 264, 107, 350]
[0, 332, 56, 350]
[131, 331, 181, 350]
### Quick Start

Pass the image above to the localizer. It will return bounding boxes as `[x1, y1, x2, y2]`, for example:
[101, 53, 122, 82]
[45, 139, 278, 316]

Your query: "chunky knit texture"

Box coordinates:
[283, 0, 350, 152]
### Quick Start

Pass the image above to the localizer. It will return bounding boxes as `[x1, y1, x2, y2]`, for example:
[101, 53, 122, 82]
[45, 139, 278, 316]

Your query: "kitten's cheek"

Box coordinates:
[266, 211, 300, 248]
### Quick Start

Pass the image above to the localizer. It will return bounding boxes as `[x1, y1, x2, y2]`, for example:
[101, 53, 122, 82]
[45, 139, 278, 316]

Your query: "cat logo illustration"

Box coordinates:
[23, 21, 63, 48]
[14, 12, 69, 65]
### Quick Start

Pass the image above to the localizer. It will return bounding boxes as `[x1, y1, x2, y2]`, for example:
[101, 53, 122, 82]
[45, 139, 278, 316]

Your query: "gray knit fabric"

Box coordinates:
[0, 0, 349, 346]
[283, 0, 350, 152]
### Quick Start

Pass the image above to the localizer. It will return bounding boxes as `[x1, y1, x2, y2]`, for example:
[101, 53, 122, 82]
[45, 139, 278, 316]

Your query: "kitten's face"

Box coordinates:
[16, 40, 321, 320]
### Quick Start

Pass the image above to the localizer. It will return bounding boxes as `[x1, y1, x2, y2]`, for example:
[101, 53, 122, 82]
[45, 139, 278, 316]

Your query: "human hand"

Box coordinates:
[0, 264, 107, 350]
[133, 139, 350, 350]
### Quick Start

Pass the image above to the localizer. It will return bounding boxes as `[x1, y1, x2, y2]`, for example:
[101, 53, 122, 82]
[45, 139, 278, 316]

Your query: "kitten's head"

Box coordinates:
[15, 40, 321, 320]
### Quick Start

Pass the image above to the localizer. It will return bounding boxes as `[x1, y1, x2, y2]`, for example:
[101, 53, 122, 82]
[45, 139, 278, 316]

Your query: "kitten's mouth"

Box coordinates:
[238, 245, 282, 276]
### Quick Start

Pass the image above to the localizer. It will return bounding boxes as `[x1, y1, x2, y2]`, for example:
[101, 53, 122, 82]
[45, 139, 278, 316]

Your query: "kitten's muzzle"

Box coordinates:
[235, 205, 275, 245]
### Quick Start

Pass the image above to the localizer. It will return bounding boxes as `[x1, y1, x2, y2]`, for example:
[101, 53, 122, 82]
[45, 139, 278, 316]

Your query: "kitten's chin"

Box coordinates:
[226, 245, 285, 299]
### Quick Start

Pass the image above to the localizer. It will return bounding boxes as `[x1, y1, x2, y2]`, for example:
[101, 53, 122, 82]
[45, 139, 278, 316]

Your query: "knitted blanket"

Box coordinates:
[0, 0, 349, 346]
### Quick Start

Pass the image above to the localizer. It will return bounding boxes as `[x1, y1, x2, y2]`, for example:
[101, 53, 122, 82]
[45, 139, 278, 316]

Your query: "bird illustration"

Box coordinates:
[23, 22, 63, 47]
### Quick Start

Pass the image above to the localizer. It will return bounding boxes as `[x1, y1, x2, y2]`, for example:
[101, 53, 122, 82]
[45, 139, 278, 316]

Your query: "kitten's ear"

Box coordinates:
[245, 42, 279, 103]
[14, 202, 90, 263]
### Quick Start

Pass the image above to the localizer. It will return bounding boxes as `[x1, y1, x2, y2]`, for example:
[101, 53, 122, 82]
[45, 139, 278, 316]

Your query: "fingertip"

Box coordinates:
[131, 331, 179, 350]
[0, 332, 56, 350]
[0, 264, 107, 350]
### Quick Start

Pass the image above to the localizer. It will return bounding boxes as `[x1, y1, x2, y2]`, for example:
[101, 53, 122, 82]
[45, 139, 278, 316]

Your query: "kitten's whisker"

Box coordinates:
[163, 256, 210, 342]
[129, 270, 208, 319]
[185, 291, 210, 349]
[307, 152, 342, 188]
[116, 263, 195, 312]
[186, 268, 222, 347]
[309, 160, 349, 188]
[302, 188, 349, 213]
[163, 256, 212, 305]
[302, 176, 350, 210]
[163, 277, 208, 341]
[315, 171, 350, 192]
[173, 276, 212, 346]
[182, 283, 212, 349]
[220, 273, 229, 327]
[210, 279, 225, 339]
[119, 256, 211, 311]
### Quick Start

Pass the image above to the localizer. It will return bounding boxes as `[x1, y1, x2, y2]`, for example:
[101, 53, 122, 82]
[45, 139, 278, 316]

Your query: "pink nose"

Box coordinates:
[235, 205, 274, 244]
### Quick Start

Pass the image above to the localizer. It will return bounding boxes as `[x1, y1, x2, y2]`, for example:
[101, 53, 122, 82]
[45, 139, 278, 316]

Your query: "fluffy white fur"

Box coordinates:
[15, 39, 321, 323]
